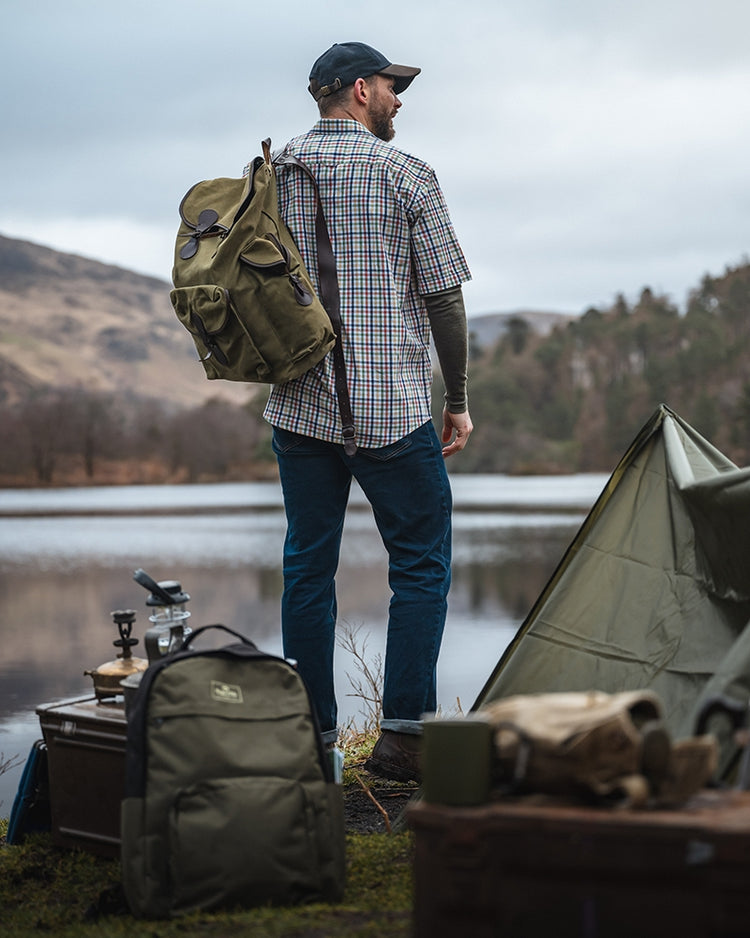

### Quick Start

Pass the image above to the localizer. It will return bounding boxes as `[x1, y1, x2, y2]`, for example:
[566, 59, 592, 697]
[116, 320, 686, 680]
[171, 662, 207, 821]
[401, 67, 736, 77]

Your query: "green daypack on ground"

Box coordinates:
[120, 625, 346, 919]
[170, 139, 336, 384]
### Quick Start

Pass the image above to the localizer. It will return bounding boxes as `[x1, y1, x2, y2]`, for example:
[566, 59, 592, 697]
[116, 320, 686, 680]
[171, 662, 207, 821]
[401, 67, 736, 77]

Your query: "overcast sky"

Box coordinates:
[2, 0, 749, 317]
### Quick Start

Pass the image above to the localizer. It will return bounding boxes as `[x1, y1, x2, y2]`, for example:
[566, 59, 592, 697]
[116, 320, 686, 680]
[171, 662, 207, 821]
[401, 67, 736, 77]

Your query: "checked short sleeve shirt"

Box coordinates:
[263, 119, 471, 449]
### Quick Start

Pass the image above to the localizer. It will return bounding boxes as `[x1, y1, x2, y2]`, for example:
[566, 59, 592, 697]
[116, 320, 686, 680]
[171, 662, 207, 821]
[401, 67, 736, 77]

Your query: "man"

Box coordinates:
[268, 41, 473, 781]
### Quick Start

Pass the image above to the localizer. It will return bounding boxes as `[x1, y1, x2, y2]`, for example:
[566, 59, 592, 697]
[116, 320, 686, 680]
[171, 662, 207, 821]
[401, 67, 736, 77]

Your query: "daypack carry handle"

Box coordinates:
[178, 623, 258, 652]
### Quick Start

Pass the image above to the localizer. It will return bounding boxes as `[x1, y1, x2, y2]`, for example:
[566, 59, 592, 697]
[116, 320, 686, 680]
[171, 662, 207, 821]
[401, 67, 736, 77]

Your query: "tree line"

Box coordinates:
[3, 258, 750, 486]
[451, 259, 750, 474]
[0, 390, 274, 486]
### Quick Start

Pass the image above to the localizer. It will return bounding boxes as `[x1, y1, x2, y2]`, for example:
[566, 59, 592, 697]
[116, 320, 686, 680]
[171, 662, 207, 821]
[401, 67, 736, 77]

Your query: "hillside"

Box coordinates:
[468, 309, 574, 348]
[0, 234, 251, 408]
[0, 234, 537, 412]
[3, 233, 749, 484]
[457, 266, 750, 474]
[0, 235, 529, 486]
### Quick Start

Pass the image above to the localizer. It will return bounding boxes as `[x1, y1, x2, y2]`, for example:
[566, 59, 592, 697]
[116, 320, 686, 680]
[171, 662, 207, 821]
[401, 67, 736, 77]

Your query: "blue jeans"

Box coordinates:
[272, 421, 452, 744]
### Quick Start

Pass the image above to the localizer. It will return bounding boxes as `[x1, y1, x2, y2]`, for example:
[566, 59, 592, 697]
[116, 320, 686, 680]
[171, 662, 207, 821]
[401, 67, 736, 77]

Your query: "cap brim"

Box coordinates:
[379, 64, 421, 95]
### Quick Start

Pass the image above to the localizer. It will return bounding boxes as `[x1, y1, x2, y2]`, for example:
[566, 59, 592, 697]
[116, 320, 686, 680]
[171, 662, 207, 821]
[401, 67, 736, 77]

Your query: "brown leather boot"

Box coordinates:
[365, 730, 422, 783]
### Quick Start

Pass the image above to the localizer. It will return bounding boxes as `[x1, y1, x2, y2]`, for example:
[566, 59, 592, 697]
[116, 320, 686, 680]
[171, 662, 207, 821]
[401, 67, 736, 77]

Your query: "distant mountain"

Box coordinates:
[468, 310, 575, 349]
[0, 234, 575, 410]
[0, 234, 251, 408]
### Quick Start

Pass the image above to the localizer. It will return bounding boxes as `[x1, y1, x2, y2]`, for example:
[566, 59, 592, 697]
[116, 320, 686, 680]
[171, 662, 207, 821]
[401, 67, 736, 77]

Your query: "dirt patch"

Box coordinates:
[344, 778, 419, 834]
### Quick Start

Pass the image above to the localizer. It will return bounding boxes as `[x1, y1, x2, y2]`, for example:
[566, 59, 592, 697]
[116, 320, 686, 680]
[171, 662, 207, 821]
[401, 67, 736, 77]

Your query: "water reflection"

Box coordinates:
[0, 476, 604, 810]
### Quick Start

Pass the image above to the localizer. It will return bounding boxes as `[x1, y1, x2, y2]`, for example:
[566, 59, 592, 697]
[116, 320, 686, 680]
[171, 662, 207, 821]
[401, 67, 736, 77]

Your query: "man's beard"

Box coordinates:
[369, 101, 395, 142]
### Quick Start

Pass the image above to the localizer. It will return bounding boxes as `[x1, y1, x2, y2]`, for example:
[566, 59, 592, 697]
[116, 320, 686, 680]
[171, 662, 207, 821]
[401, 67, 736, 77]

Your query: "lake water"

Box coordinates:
[0, 473, 608, 813]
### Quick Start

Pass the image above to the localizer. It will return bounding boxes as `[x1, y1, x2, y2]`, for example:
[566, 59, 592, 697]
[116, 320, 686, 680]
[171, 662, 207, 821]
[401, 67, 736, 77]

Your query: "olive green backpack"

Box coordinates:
[170, 139, 335, 386]
[120, 625, 345, 918]
[170, 139, 357, 453]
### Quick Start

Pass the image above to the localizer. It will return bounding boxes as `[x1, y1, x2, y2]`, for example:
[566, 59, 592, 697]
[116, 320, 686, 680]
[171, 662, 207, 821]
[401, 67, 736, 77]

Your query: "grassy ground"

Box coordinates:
[0, 822, 413, 938]
[0, 729, 417, 938]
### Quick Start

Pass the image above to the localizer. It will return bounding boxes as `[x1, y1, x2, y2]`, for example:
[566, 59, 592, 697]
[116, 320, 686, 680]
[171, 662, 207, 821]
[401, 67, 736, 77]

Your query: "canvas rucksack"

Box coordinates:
[170, 138, 357, 454]
[120, 624, 346, 919]
[170, 139, 335, 386]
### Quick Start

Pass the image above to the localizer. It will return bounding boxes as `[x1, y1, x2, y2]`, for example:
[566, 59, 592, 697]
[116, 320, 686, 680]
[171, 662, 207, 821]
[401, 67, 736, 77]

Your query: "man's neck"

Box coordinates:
[322, 104, 373, 134]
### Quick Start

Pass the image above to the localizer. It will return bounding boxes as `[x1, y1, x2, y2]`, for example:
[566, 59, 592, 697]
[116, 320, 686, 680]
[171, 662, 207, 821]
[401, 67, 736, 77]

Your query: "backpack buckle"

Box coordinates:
[342, 425, 357, 457]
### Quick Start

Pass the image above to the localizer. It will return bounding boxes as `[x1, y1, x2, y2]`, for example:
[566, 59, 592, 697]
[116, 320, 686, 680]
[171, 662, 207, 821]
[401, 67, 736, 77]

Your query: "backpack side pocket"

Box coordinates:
[170, 284, 269, 382]
[316, 781, 346, 901]
[121, 796, 170, 919]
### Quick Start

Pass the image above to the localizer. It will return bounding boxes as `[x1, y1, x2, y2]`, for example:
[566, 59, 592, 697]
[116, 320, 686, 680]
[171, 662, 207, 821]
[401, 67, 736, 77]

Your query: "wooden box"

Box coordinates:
[37, 695, 127, 857]
[407, 791, 750, 938]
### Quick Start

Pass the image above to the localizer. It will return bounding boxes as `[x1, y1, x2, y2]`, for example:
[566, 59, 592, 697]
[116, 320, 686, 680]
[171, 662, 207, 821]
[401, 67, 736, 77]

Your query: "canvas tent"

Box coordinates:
[473, 404, 750, 775]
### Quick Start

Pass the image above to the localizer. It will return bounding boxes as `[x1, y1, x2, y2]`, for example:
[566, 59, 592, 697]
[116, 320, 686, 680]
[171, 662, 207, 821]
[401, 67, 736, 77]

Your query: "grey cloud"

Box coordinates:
[3, 0, 750, 314]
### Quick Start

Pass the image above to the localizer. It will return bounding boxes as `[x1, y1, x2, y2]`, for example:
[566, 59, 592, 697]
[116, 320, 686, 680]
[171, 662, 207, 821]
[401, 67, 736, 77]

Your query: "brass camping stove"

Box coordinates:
[84, 609, 148, 702]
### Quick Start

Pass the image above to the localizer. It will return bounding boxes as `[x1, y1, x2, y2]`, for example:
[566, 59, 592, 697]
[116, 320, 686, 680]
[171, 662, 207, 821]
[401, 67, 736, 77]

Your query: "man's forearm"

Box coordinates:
[424, 286, 468, 412]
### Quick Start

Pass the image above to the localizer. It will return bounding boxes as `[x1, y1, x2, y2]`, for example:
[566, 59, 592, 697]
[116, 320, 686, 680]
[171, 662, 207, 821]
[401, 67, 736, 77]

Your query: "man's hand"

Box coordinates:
[441, 408, 473, 458]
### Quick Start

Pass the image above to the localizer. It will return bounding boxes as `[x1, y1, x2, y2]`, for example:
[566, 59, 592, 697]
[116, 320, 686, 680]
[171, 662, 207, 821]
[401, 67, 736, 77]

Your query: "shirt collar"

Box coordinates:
[312, 118, 373, 136]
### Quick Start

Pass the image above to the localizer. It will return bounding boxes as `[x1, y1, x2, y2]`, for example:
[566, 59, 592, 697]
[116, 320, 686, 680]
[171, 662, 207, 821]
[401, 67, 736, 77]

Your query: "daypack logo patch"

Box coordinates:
[210, 680, 244, 704]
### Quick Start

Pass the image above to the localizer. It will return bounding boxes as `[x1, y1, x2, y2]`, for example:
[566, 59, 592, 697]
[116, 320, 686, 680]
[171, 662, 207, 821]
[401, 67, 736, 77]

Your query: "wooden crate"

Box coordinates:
[37, 695, 127, 857]
[407, 791, 750, 938]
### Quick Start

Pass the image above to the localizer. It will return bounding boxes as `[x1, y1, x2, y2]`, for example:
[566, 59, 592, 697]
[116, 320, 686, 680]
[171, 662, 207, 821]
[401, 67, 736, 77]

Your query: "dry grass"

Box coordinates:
[1, 751, 23, 779]
[337, 620, 383, 738]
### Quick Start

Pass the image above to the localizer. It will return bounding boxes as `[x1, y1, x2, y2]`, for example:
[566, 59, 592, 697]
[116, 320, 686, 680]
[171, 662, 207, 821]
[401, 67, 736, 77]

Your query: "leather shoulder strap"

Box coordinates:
[274, 147, 357, 455]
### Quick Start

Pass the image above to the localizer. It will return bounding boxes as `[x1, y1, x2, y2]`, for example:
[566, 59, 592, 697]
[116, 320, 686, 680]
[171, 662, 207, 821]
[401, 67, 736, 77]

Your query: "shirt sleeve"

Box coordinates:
[409, 171, 471, 295]
[423, 286, 469, 413]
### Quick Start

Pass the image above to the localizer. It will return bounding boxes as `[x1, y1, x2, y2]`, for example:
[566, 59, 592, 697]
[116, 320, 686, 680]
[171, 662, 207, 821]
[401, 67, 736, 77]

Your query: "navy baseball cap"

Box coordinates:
[308, 42, 421, 101]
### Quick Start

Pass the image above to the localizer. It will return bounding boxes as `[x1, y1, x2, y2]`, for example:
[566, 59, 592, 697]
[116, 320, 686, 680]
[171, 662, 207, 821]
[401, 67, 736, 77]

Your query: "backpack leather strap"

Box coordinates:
[272, 146, 357, 456]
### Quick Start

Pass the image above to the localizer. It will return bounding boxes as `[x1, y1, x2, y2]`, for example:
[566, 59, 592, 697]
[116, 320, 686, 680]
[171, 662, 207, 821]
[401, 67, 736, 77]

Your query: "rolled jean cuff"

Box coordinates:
[321, 728, 339, 746]
[380, 718, 423, 736]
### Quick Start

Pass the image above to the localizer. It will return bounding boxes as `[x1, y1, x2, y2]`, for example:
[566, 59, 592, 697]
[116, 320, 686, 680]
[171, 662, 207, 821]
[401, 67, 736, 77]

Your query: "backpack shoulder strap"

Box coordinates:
[273, 145, 357, 456]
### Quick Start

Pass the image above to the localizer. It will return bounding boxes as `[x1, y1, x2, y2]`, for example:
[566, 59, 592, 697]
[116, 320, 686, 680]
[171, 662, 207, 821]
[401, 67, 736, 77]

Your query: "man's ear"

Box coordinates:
[352, 77, 369, 105]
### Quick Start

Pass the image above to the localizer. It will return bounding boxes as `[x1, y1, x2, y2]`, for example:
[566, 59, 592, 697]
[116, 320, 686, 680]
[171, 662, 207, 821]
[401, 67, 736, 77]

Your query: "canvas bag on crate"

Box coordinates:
[120, 625, 345, 919]
[480, 690, 717, 807]
[170, 139, 336, 385]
